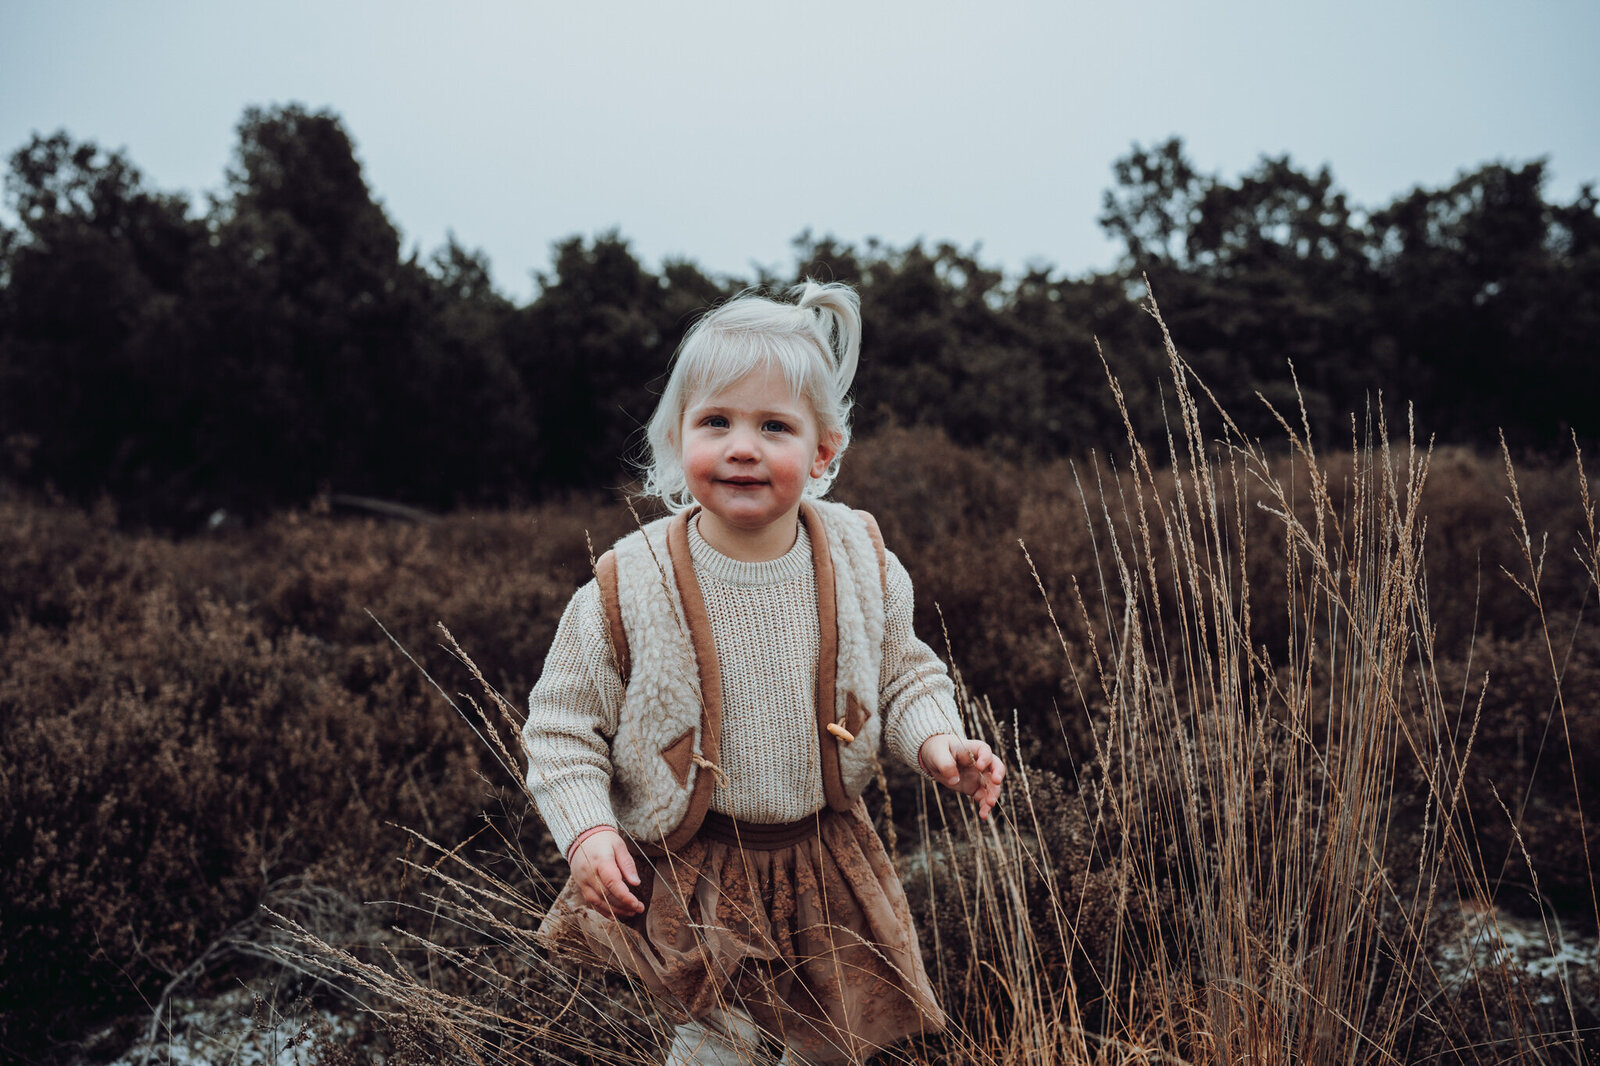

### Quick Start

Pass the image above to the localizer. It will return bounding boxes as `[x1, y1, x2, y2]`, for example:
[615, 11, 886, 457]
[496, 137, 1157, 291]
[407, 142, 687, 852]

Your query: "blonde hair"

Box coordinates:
[642, 280, 861, 512]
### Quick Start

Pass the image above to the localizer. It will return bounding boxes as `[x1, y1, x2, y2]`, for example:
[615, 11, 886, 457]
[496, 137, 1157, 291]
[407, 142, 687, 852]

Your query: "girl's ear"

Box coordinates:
[810, 431, 841, 479]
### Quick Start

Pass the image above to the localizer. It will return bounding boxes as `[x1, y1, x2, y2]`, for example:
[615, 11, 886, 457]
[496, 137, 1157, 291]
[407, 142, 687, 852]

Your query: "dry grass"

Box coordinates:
[266, 306, 1596, 1064]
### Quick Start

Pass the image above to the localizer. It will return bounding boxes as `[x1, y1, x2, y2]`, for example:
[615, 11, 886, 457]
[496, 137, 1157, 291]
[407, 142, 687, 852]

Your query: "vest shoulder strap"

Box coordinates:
[594, 549, 631, 683]
[854, 509, 889, 596]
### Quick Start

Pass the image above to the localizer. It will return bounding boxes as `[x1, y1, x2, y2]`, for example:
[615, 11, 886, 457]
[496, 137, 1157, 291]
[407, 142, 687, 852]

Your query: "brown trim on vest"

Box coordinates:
[804, 503, 852, 812]
[594, 549, 631, 683]
[856, 509, 889, 597]
[662, 508, 722, 850]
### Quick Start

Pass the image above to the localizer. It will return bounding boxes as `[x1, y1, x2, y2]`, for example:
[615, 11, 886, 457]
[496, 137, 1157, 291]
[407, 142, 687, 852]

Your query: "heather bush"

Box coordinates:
[0, 497, 646, 1056]
[1434, 627, 1600, 913]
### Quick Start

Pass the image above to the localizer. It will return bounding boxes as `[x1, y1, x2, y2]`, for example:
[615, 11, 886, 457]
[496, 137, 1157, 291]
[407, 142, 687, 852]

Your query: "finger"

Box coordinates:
[600, 862, 643, 914]
[927, 741, 960, 784]
[967, 744, 996, 782]
[609, 884, 644, 915]
[613, 839, 641, 887]
[934, 739, 960, 781]
[979, 781, 999, 818]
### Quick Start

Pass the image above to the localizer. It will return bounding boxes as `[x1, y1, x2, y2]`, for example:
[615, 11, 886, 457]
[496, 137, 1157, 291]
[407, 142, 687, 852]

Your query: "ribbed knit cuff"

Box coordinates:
[530, 773, 619, 858]
[888, 697, 966, 779]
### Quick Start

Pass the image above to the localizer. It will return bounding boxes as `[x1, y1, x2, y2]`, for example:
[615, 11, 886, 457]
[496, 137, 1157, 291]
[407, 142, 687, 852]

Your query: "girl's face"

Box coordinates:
[679, 363, 836, 559]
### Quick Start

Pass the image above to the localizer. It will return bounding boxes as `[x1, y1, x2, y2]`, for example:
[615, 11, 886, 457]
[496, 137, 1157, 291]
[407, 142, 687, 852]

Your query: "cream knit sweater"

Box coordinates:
[523, 515, 963, 855]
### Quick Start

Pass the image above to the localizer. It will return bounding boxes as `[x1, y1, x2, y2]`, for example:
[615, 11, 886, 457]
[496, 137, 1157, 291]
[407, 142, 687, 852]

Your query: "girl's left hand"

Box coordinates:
[919, 735, 1005, 820]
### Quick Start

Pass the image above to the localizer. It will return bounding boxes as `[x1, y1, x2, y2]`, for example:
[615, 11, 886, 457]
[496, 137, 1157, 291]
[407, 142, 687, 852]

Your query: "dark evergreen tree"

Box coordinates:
[509, 233, 729, 493]
[0, 133, 203, 514]
[1372, 161, 1600, 445]
[184, 103, 430, 516]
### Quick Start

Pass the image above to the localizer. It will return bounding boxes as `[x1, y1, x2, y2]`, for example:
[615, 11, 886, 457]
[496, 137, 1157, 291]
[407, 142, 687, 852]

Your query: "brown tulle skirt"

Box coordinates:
[538, 800, 944, 1063]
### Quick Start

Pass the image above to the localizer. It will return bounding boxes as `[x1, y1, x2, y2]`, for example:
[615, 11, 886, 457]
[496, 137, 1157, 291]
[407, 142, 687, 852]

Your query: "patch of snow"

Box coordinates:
[101, 987, 357, 1066]
[1431, 900, 1598, 1006]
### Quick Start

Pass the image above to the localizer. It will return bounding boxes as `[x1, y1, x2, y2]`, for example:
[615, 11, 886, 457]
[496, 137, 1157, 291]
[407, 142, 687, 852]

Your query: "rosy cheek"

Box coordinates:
[682, 445, 716, 483]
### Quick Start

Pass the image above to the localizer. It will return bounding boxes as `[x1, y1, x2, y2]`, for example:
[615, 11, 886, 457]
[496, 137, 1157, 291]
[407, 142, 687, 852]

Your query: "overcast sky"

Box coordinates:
[3, 1, 1596, 301]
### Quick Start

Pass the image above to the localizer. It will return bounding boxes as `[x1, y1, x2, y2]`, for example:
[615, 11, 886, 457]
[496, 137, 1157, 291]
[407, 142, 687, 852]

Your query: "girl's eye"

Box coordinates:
[703, 415, 729, 429]
[763, 420, 790, 434]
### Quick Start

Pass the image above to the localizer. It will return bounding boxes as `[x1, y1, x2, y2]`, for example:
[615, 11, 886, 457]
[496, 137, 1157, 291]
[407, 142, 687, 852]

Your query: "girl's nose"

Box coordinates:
[726, 429, 760, 460]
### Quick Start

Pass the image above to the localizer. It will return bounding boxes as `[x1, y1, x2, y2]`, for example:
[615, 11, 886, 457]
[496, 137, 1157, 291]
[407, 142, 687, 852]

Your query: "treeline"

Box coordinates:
[1, 104, 1596, 529]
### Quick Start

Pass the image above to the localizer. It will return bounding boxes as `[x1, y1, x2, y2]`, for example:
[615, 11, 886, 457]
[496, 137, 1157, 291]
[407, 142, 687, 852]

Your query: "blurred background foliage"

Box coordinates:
[2, 104, 1596, 530]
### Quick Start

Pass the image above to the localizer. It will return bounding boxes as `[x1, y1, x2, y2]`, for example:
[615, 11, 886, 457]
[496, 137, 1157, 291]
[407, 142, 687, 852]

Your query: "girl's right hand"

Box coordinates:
[568, 828, 644, 917]
[919, 734, 1006, 820]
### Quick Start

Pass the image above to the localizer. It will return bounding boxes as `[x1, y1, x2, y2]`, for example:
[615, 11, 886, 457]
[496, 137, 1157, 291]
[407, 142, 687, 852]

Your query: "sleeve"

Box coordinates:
[521, 581, 626, 857]
[878, 550, 968, 776]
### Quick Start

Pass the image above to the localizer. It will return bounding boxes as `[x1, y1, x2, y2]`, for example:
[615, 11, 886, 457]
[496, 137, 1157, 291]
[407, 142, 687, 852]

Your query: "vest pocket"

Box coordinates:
[660, 728, 696, 789]
[844, 692, 871, 736]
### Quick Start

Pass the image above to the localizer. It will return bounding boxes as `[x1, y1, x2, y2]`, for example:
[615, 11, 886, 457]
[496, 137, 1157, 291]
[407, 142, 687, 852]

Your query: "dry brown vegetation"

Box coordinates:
[4, 332, 1598, 1062]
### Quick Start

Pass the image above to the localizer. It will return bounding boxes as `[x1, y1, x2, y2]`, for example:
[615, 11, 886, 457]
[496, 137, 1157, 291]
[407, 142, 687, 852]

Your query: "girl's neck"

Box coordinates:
[695, 506, 801, 562]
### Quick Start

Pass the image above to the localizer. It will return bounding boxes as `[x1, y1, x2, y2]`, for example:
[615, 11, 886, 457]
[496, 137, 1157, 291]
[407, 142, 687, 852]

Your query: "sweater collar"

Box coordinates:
[687, 510, 813, 587]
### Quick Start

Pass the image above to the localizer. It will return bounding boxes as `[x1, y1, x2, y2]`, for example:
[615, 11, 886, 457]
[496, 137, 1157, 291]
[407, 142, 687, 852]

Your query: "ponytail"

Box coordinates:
[791, 279, 861, 405]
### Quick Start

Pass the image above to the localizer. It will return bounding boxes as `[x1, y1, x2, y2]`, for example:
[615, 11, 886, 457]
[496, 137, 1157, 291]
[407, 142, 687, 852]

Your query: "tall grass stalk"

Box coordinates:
[277, 305, 1591, 1064]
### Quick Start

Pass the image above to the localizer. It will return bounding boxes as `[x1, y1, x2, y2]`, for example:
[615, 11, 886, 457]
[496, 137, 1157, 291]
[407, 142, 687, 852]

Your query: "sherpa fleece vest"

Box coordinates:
[596, 499, 888, 851]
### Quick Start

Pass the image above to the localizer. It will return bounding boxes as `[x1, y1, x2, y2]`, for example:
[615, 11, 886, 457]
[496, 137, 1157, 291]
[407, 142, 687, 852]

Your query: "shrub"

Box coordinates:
[0, 499, 639, 1055]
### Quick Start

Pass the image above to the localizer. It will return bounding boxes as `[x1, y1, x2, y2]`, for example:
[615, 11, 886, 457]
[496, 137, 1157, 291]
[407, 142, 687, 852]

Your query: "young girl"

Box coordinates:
[522, 280, 1005, 1065]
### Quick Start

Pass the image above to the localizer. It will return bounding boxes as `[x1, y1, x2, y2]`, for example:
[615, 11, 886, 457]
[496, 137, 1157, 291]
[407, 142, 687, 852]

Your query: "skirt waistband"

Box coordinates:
[695, 809, 828, 850]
